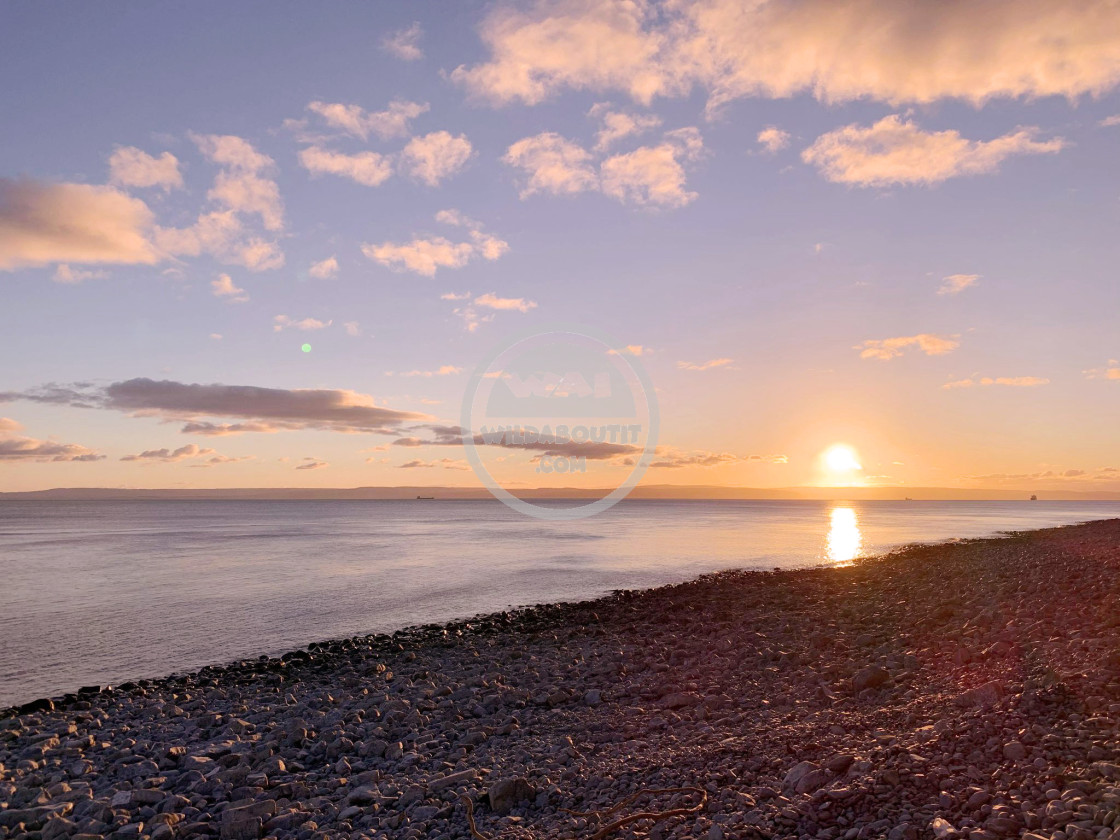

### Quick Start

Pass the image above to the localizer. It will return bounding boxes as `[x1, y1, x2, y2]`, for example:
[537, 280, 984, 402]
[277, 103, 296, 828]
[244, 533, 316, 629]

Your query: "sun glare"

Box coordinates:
[823, 444, 862, 474]
[827, 506, 863, 564]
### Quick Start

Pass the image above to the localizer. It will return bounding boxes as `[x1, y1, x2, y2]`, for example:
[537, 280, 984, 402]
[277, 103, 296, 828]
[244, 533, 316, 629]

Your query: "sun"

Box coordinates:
[823, 444, 862, 474]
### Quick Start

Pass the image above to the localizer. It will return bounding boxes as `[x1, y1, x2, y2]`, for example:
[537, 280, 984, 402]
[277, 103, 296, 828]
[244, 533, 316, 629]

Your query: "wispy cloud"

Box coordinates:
[803, 116, 1064, 187]
[381, 22, 424, 61]
[273, 315, 330, 332]
[856, 334, 960, 360]
[306, 99, 429, 141]
[938, 273, 979, 295]
[53, 264, 108, 284]
[474, 293, 536, 313]
[1084, 360, 1120, 380]
[362, 213, 508, 276]
[393, 365, 463, 378]
[299, 147, 394, 187]
[399, 131, 474, 186]
[757, 127, 790, 153]
[109, 146, 183, 191]
[398, 458, 470, 470]
[309, 256, 339, 279]
[153, 134, 284, 271]
[677, 358, 734, 371]
[212, 273, 248, 303]
[504, 127, 704, 208]
[296, 458, 328, 470]
[943, 376, 1049, 389]
[589, 103, 662, 152]
[609, 345, 651, 356]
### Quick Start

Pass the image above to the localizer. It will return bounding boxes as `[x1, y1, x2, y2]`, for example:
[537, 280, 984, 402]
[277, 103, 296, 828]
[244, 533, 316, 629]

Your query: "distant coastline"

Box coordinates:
[1, 485, 1118, 501]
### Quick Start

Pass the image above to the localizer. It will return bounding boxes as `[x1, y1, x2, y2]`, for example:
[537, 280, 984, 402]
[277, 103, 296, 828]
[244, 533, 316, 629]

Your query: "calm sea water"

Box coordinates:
[1, 499, 1116, 707]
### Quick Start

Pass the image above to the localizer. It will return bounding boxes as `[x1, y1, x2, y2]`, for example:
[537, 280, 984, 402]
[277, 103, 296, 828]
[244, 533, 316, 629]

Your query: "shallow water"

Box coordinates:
[1, 498, 1116, 706]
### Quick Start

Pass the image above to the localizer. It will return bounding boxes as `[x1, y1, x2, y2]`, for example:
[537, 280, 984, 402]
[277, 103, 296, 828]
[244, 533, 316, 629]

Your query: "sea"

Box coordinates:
[1, 499, 1116, 707]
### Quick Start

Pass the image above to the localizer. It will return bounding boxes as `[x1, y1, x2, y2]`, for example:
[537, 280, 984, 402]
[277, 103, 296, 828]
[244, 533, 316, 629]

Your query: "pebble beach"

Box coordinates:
[2, 519, 1119, 840]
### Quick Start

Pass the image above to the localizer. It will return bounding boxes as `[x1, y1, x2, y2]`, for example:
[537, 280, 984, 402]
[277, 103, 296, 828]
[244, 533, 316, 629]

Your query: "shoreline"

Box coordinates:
[2, 519, 1119, 839]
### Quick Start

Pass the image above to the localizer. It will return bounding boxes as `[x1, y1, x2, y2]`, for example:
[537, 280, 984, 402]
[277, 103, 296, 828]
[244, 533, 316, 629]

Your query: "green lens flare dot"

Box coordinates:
[301, 343, 312, 353]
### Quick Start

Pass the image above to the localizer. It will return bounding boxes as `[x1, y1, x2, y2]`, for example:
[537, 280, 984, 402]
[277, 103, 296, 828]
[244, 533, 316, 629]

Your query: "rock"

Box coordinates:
[1002, 741, 1027, 761]
[826, 753, 856, 774]
[662, 692, 700, 709]
[955, 681, 1005, 708]
[852, 666, 889, 692]
[346, 786, 380, 805]
[428, 768, 480, 792]
[930, 817, 956, 838]
[783, 761, 828, 794]
[583, 689, 602, 706]
[488, 777, 536, 814]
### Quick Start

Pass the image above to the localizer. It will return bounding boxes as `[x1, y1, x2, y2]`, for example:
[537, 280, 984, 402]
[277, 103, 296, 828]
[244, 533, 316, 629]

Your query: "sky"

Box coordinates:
[2, 0, 1120, 494]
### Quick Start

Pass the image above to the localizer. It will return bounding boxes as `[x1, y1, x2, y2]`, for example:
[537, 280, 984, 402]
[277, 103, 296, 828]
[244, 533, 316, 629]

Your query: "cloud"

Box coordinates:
[154, 210, 284, 272]
[451, 292, 536, 332]
[191, 134, 283, 230]
[344, 321, 361, 337]
[399, 458, 470, 470]
[938, 273, 979, 295]
[212, 273, 248, 302]
[803, 116, 1064, 187]
[121, 443, 216, 463]
[504, 127, 703, 207]
[1, 378, 428, 436]
[474, 292, 536, 312]
[1083, 361, 1120, 380]
[399, 131, 474, 185]
[965, 466, 1120, 486]
[299, 146, 394, 187]
[677, 357, 733, 371]
[153, 135, 284, 271]
[394, 365, 463, 377]
[109, 147, 183, 191]
[440, 290, 472, 301]
[309, 256, 339, 279]
[382, 22, 424, 61]
[1101, 115, 1120, 127]
[0, 432, 104, 462]
[600, 128, 703, 208]
[273, 315, 331, 332]
[504, 133, 599, 197]
[362, 213, 509, 276]
[307, 99, 428, 140]
[609, 344, 651, 356]
[648, 447, 785, 469]
[181, 421, 277, 436]
[0, 178, 160, 271]
[452, 0, 1120, 112]
[757, 127, 790, 153]
[589, 103, 662, 151]
[296, 458, 328, 470]
[0, 418, 22, 432]
[856, 333, 960, 360]
[53, 264, 108, 284]
[943, 376, 1050, 389]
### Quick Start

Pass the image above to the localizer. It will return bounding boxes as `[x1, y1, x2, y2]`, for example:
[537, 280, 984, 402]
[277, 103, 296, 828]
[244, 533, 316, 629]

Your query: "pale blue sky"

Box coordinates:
[2, 0, 1120, 492]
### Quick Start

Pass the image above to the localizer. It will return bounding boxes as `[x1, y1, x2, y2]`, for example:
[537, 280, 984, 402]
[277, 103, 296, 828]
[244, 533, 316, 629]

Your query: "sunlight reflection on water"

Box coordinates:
[827, 506, 863, 564]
